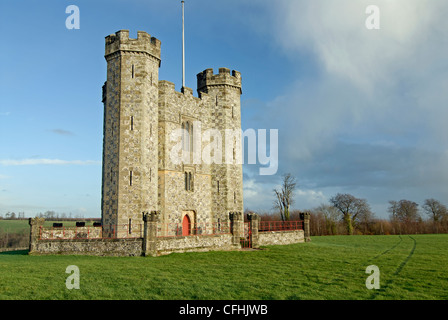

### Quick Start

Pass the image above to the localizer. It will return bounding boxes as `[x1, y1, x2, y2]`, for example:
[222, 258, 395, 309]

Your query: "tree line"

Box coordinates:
[254, 173, 448, 236]
[0, 210, 86, 220]
[307, 196, 448, 236]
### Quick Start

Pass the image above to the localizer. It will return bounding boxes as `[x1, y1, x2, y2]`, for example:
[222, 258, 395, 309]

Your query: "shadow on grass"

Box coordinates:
[0, 249, 29, 255]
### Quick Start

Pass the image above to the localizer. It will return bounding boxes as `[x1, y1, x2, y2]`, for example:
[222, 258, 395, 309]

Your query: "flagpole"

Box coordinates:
[182, 0, 185, 89]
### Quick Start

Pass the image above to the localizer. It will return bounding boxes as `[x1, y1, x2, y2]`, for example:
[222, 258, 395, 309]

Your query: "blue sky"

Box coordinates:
[1, 0, 448, 218]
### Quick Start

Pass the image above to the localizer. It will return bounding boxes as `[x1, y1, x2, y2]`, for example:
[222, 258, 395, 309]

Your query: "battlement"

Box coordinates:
[105, 30, 161, 61]
[159, 80, 201, 104]
[197, 68, 242, 94]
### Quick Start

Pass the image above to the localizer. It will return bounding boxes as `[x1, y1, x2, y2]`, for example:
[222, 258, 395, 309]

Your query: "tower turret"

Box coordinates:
[197, 68, 242, 96]
[197, 68, 244, 223]
[101, 30, 161, 237]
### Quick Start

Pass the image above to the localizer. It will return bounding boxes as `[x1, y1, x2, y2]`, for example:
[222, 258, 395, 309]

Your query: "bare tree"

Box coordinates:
[330, 193, 372, 235]
[423, 198, 447, 233]
[388, 200, 399, 219]
[388, 199, 420, 234]
[273, 173, 297, 221]
[313, 204, 339, 235]
[390, 200, 420, 223]
[422, 198, 447, 222]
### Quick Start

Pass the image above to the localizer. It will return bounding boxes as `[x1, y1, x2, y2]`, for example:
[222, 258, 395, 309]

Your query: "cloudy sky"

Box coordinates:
[1, 0, 447, 218]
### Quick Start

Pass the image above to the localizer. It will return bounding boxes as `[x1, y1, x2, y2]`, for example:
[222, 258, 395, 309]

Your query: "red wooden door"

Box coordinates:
[182, 215, 191, 236]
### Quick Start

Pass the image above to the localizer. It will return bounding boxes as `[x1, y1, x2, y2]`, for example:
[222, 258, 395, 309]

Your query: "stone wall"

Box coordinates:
[33, 238, 143, 256]
[31, 234, 235, 257]
[156, 234, 236, 255]
[28, 213, 310, 257]
[258, 230, 305, 247]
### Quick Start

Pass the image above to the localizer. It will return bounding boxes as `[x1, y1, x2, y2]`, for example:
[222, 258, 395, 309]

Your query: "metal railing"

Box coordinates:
[38, 223, 143, 240]
[258, 220, 303, 232]
[157, 221, 231, 238]
[101, 224, 143, 239]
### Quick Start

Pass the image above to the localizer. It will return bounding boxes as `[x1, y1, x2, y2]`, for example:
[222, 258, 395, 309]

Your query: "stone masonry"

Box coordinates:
[101, 30, 244, 237]
[28, 213, 310, 256]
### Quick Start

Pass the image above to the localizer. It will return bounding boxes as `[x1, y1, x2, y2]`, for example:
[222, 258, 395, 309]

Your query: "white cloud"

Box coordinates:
[0, 159, 100, 166]
[238, 0, 448, 216]
[262, 0, 448, 157]
[243, 178, 267, 202]
[273, 0, 446, 93]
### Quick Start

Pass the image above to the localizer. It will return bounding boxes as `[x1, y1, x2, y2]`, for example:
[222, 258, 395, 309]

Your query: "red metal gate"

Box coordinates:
[240, 222, 252, 248]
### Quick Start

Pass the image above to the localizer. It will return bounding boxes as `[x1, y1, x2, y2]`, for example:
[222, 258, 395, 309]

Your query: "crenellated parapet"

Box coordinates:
[105, 30, 161, 64]
[197, 68, 242, 95]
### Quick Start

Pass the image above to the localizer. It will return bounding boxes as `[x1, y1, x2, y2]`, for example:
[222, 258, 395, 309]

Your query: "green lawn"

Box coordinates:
[0, 234, 447, 300]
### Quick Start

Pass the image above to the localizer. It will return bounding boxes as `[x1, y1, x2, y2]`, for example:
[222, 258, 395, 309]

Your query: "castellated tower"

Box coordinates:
[196, 68, 244, 225]
[101, 30, 160, 237]
[101, 30, 243, 238]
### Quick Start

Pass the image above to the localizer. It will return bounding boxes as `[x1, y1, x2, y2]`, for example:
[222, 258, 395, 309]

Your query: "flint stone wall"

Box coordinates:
[156, 234, 235, 255]
[258, 230, 304, 247]
[30, 230, 304, 256]
[33, 238, 143, 256]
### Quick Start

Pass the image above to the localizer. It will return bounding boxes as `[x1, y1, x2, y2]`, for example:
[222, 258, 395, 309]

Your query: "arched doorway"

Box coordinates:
[182, 214, 191, 236]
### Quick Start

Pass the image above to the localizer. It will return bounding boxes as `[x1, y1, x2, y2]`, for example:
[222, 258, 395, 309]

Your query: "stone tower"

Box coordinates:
[197, 68, 244, 224]
[101, 30, 160, 237]
[101, 30, 243, 238]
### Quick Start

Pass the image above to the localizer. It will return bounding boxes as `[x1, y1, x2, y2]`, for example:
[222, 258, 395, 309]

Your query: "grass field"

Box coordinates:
[0, 234, 447, 300]
[0, 219, 30, 233]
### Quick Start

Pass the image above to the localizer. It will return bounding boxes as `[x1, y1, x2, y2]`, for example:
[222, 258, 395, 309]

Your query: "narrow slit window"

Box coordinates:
[217, 181, 220, 194]
[132, 64, 135, 78]
[130, 170, 133, 186]
[189, 122, 193, 162]
[129, 218, 132, 234]
[130, 116, 134, 131]
[185, 122, 190, 155]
